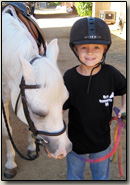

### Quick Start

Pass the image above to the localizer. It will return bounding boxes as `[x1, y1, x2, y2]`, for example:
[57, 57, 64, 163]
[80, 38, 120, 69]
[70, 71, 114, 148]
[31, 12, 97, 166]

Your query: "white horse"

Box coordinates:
[2, 9, 72, 178]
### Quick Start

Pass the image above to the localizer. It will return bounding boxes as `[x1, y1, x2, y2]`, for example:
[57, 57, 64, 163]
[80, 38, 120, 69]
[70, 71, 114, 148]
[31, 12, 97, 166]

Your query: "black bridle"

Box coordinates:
[18, 76, 66, 137]
[3, 57, 66, 160]
[16, 56, 66, 138]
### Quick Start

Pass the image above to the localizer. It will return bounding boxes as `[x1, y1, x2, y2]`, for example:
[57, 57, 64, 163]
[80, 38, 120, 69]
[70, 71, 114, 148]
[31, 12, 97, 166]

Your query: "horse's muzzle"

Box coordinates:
[44, 141, 72, 159]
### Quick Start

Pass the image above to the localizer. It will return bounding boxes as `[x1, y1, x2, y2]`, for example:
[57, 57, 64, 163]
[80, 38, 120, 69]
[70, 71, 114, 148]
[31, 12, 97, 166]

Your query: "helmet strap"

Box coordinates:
[87, 54, 106, 94]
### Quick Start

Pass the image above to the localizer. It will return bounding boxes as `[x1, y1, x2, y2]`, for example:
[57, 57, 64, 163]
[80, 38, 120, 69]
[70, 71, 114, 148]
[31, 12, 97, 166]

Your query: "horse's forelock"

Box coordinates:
[29, 57, 65, 105]
[33, 58, 62, 87]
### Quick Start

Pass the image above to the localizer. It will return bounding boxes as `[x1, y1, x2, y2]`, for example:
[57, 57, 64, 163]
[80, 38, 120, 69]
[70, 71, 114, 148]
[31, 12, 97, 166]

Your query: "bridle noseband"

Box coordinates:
[15, 57, 66, 145]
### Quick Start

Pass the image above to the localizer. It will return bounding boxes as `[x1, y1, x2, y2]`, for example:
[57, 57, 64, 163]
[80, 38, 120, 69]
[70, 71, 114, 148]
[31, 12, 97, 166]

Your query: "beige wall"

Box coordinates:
[120, 2, 126, 22]
[111, 2, 126, 22]
[93, 1, 126, 24]
[93, 2, 111, 17]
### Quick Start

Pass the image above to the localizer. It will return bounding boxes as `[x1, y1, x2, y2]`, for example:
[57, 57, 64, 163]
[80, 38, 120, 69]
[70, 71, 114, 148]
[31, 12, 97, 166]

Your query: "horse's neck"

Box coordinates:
[3, 13, 38, 67]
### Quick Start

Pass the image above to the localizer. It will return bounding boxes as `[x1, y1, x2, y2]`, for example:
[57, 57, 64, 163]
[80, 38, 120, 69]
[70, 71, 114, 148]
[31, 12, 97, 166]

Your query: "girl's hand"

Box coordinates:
[118, 108, 126, 119]
[118, 94, 126, 118]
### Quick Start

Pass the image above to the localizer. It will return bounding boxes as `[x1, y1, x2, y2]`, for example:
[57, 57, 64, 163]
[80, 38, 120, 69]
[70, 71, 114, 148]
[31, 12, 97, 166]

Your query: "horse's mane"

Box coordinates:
[2, 13, 38, 63]
[2, 13, 38, 79]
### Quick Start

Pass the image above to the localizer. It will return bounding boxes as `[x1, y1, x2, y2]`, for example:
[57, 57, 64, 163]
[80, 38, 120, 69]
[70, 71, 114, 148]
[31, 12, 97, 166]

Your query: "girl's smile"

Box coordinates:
[74, 44, 107, 76]
[85, 57, 96, 61]
[74, 44, 106, 67]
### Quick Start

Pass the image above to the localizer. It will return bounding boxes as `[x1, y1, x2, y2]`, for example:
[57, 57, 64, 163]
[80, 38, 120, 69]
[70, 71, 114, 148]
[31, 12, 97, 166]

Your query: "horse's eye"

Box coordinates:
[32, 111, 46, 118]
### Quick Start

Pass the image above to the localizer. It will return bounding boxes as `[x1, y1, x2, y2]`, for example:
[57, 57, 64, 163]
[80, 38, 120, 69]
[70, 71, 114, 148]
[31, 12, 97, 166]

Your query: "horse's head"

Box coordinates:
[18, 39, 72, 159]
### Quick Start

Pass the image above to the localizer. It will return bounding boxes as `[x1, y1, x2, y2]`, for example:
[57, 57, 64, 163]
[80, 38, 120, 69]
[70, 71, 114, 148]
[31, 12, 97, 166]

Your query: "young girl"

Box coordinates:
[63, 17, 126, 180]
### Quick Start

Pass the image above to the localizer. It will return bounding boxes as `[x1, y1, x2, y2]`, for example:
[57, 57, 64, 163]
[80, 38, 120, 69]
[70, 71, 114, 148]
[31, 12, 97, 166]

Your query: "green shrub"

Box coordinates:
[48, 2, 61, 7]
[75, 2, 92, 17]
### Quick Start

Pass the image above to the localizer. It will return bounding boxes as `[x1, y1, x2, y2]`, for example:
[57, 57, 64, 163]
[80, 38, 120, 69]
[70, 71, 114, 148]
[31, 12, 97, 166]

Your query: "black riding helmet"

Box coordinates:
[70, 17, 111, 54]
[69, 17, 112, 94]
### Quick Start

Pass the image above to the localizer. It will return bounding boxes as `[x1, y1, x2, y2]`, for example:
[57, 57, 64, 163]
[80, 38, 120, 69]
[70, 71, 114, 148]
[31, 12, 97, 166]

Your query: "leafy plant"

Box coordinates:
[75, 2, 92, 17]
[48, 2, 61, 7]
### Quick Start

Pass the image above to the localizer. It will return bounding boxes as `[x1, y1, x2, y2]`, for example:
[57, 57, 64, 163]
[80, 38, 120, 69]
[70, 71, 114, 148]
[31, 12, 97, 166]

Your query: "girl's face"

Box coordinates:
[74, 44, 107, 67]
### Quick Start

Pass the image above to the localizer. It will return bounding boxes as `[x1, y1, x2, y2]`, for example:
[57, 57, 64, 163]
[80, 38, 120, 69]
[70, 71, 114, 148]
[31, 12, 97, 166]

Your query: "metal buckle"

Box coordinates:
[36, 135, 48, 144]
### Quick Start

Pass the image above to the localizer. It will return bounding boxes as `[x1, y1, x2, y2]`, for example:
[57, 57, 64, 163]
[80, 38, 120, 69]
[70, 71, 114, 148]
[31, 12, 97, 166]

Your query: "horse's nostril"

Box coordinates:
[57, 154, 64, 159]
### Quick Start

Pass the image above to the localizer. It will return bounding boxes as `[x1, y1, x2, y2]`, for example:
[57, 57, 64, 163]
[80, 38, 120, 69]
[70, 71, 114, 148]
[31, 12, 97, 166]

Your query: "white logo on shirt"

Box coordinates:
[99, 92, 114, 107]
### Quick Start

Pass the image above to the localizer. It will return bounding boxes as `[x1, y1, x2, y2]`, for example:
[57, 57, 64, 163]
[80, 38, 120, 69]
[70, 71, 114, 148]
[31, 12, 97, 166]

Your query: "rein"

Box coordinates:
[71, 107, 126, 177]
[2, 99, 38, 160]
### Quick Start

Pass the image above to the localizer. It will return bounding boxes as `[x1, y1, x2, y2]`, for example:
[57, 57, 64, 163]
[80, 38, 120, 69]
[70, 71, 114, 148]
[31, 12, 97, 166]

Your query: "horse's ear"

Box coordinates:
[18, 54, 34, 82]
[46, 39, 59, 63]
